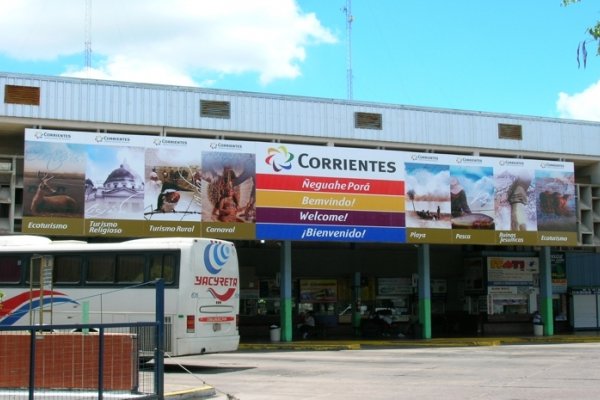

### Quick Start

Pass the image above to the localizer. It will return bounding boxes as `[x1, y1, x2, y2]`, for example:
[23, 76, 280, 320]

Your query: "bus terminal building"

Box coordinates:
[1, 71, 600, 341]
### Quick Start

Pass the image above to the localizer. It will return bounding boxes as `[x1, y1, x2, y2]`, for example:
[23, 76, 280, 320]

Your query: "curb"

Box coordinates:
[238, 335, 600, 351]
[240, 342, 361, 351]
[165, 385, 216, 399]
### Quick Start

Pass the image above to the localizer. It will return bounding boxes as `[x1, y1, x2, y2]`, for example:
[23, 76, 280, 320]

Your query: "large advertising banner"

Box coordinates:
[22, 128, 578, 246]
[403, 154, 577, 246]
[254, 142, 406, 242]
[23, 129, 256, 240]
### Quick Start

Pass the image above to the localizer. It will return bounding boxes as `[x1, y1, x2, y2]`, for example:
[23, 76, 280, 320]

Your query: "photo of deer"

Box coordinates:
[23, 171, 85, 217]
[23, 141, 86, 218]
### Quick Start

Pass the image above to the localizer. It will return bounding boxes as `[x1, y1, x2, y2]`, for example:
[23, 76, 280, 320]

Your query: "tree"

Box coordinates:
[563, 0, 600, 67]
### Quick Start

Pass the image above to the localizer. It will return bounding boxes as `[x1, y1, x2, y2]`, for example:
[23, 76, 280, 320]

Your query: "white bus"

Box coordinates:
[0, 235, 240, 356]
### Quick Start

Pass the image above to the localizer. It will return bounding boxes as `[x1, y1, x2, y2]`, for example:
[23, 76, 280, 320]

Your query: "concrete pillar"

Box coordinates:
[418, 244, 432, 339]
[280, 240, 293, 342]
[539, 246, 554, 336]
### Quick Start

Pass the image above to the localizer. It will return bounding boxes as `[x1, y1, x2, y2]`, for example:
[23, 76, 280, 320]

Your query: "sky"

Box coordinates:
[0, 0, 599, 122]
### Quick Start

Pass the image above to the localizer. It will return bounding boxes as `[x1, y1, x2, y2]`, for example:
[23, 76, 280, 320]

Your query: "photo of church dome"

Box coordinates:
[99, 162, 144, 198]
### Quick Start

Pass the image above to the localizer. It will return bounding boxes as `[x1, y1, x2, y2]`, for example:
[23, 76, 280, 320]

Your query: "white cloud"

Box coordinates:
[0, 0, 336, 86]
[557, 80, 600, 122]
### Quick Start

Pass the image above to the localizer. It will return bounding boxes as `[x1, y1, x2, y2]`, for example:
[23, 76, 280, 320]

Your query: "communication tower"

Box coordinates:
[84, 0, 92, 75]
[343, 0, 354, 100]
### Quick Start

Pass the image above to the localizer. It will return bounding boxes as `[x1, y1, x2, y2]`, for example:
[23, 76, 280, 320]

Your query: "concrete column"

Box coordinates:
[280, 240, 293, 342]
[539, 246, 554, 336]
[417, 244, 432, 339]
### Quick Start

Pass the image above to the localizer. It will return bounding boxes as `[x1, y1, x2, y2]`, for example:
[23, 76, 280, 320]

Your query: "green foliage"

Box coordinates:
[563, 0, 600, 58]
[589, 22, 600, 41]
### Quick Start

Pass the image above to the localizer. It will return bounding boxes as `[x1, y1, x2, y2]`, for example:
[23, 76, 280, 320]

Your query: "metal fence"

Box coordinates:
[0, 321, 164, 399]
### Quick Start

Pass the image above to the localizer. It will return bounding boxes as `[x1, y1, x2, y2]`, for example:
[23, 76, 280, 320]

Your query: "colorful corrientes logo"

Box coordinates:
[265, 145, 294, 172]
[203, 241, 237, 302]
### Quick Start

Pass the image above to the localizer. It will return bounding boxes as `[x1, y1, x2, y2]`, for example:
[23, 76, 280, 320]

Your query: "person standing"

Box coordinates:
[298, 311, 316, 339]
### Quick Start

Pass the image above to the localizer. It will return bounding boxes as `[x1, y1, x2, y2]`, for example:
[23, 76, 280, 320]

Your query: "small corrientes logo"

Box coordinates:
[265, 145, 294, 172]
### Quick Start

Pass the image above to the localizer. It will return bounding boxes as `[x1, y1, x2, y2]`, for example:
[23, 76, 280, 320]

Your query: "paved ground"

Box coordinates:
[163, 333, 600, 399]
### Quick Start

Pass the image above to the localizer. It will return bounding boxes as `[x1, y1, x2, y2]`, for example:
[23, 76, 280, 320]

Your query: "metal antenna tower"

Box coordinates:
[343, 0, 354, 100]
[84, 0, 92, 75]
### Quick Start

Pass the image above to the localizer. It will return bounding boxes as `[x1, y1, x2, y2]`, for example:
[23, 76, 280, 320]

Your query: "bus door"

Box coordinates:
[28, 254, 54, 326]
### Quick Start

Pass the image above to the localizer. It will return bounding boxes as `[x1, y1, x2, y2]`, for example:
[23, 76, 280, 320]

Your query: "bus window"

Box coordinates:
[54, 255, 82, 284]
[0, 255, 21, 283]
[25, 256, 46, 285]
[149, 253, 175, 284]
[116, 254, 145, 283]
[163, 254, 175, 283]
[87, 254, 116, 283]
[149, 255, 161, 281]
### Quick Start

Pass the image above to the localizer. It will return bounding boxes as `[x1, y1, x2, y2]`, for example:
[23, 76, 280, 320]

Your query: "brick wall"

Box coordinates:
[0, 333, 136, 391]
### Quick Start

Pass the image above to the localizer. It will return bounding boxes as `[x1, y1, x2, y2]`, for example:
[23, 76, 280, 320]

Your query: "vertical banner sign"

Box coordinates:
[551, 252, 567, 293]
[23, 129, 577, 246]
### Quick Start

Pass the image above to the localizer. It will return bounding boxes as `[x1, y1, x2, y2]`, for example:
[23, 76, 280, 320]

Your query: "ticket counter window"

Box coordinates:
[490, 295, 529, 316]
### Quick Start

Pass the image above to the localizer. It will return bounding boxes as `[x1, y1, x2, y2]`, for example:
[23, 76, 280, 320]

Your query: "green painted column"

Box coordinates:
[82, 301, 90, 335]
[417, 244, 432, 339]
[539, 246, 554, 336]
[280, 240, 293, 342]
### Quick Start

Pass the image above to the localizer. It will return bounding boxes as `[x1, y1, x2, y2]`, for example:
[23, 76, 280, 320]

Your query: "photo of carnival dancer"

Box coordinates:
[200, 152, 256, 223]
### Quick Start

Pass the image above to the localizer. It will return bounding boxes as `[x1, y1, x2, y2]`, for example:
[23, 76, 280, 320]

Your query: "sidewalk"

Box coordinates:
[163, 332, 600, 398]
